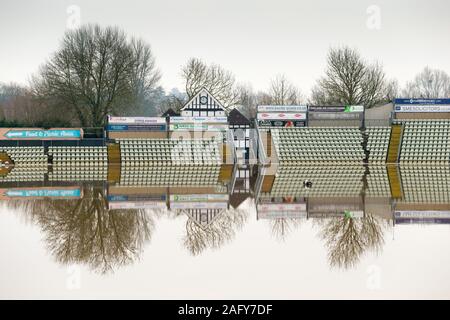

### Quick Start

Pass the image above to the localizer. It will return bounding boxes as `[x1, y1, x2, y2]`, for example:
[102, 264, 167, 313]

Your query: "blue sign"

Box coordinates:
[5, 189, 81, 198]
[108, 194, 166, 201]
[107, 124, 166, 132]
[5, 129, 82, 139]
[394, 98, 450, 105]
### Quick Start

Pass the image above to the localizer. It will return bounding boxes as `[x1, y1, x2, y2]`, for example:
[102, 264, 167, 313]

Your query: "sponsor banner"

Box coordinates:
[394, 105, 450, 113]
[394, 98, 450, 105]
[309, 203, 362, 212]
[0, 187, 82, 200]
[258, 211, 307, 219]
[394, 211, 450, 219]
[108, 116, 166, 125]
[170, 202, 228, 210]
[107, 124, 166, 132]
[257, 105, 308, 113]
[395, 218, 450, 225]
[258, 120, 305, 127]
[308, 211, 364, 218]
[170, 194, 229, 202]
[257, 203, 307, 212]
[0, 128, 83, 140]
[108, 194, 166, 202]
[308, 112, 361, 120]
[308, 105, 364, 113]
[169, 123, 228, 131]
[169, 116, 228, 123]
[257, 112, 307, 120]
[108, 201, 167, 210]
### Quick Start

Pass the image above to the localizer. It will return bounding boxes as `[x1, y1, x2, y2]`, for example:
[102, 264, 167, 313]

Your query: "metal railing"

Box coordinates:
[254, 120, 269, 166]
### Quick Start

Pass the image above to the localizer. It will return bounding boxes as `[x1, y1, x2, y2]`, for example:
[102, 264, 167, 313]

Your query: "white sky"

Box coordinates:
[0, 0, 449, 95]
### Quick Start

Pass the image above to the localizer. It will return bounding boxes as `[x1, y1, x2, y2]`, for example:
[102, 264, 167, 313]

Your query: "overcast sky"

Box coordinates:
[0, 0, 449, 95]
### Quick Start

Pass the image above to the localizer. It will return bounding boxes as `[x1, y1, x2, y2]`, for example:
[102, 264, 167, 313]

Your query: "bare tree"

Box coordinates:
[266, 74, 304, 105]
[316, 213, 387, 269]
[402, 67, 450, 98]
[181, 57, 240, 109]
[182, 208, 248, 256]
[235, 83, 258, 119]
[270, 218, 303, 241]
[311, 46, 391, 108]
[32, 24, 161, 127]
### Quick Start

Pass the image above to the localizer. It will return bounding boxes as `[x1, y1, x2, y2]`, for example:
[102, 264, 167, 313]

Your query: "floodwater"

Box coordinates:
[1, 165, 450, 299]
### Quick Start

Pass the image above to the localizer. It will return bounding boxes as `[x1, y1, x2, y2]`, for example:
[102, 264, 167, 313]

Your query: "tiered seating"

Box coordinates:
[119, 165, 222, 186]
[0, 147, 48, 182]
[266, 166, 366, 197]
[271, 128, 365, 163]
[0, 147, 47, 166]
[48, 146, 107, 181]
[0, 147, 47, 182]
[117, 138, 223, 186]
[400, 166, 450, 203]
[118, 138, 222, 166]
[400, 121, 450, 163]
[366, 127, 391, 163]
[0, 164, 47, 182]
[365, 166, 391, 197]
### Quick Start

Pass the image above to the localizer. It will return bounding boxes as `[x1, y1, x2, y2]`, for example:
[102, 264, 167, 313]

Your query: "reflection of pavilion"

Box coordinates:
[106, 160, 238, 227]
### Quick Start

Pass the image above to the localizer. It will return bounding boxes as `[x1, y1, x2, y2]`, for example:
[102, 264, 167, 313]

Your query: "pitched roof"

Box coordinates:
[181, 87, 226, 112]
[228, 108, 251, 126]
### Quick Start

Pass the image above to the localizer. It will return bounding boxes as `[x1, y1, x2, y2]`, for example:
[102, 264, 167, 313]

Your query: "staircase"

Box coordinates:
[261, 175, 275, 193]
[107, 143, 121, 182]
[387, 165, 402, 199]
[222, 144, 233, 164]
[386, 124, 403, 163]
[218, 164, 234, 183]
[266, 131, 272, 157]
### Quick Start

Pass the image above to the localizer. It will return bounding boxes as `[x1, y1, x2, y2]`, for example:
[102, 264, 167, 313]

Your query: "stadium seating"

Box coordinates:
[48, 146, 107, 181]
[0, 147, 47, 166]
[117, 138, 223, 186]
[365, 127, 391, 163]
[400, 121, 450, 163]
[365, 165, 391, 197]
[265, 165, 366, 197]
[0, 147, 47, 181]
[399, 165, 450, 203]
[271, 128, 365, 164]
[117, 138, 222, 167]
[119, 165, 222, 186]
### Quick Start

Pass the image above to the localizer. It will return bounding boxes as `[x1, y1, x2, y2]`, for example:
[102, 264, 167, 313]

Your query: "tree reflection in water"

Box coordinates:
[270, 218, 303, 241]
[8, 186, 154, 273]
[182, 208, 248, 256]
[315, 213, 388, 269]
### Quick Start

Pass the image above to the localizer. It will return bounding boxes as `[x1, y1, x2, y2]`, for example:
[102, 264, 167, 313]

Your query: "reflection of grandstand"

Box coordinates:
[399, 166, 450, 204]
[256, 163, 450, 224]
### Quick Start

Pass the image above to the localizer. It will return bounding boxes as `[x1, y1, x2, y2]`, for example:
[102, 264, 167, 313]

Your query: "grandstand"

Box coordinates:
[48, 146, 108, 181]
[399, 121, 450, 163]
[0, 147, 47, 182]
[365, 127, 392, 163]
[271, 127, 366, 164]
